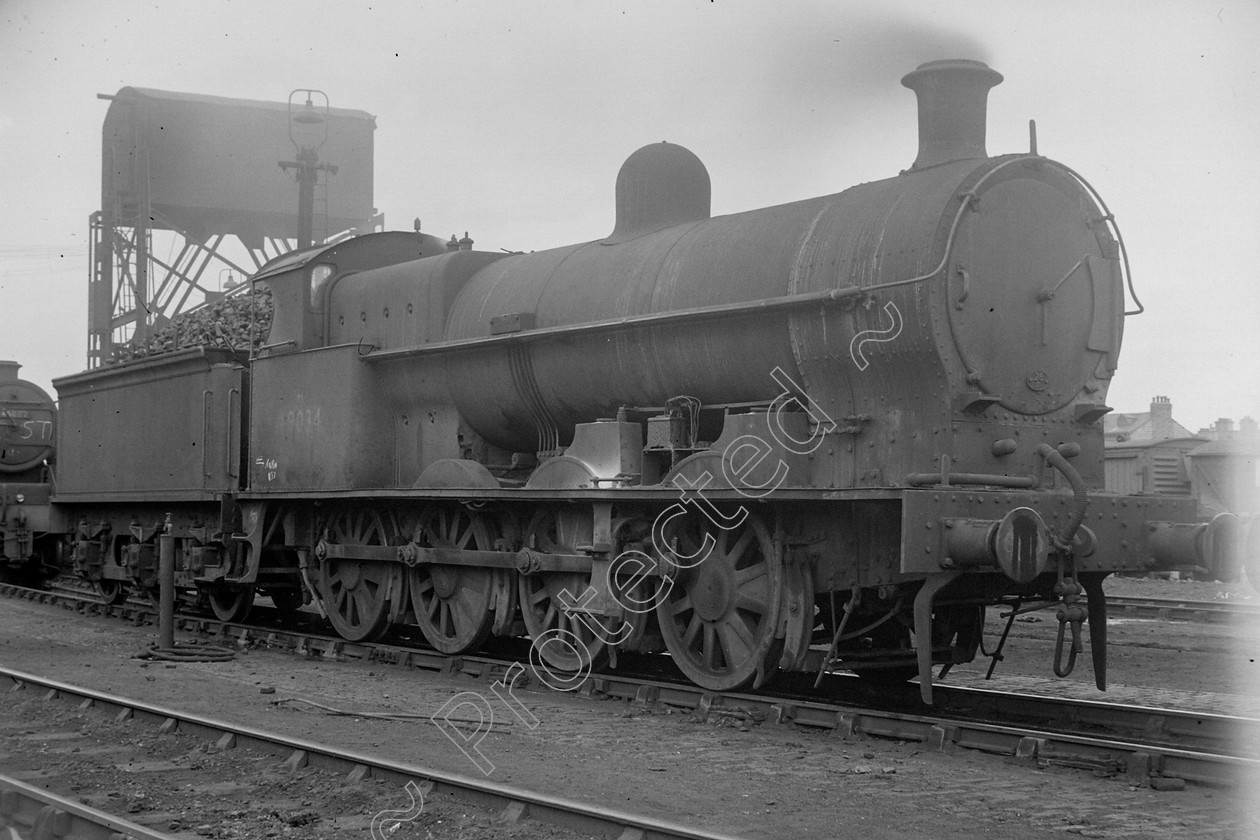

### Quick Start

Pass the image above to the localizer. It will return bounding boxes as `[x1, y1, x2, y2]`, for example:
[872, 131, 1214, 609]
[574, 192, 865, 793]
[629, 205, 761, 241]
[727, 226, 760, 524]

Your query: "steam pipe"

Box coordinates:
[1035, 443, 1088, 551]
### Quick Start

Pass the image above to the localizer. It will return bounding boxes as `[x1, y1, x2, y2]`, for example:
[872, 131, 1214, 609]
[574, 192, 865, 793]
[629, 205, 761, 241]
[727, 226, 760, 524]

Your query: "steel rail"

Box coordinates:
[1107, 595, 1260, 623]
[52, 581, 1260, 623]
[5, 582, 1254, 788]
[0, 771, 176, 840]
[0, 666, 747, 840]
[564, 677, 1255, 787]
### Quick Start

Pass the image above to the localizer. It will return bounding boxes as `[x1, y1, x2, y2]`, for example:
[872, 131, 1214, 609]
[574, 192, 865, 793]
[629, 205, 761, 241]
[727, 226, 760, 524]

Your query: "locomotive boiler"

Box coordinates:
[54, 60, 1220, 702]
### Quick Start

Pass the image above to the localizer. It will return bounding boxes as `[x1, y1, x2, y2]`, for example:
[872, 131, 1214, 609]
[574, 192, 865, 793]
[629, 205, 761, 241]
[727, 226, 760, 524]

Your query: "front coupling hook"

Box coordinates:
[1053, 578, 1087, 677]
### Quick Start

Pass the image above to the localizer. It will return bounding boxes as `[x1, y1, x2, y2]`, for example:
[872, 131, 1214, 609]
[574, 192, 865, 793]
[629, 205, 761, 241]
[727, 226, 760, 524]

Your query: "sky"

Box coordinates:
[0, 0, 1257, 434]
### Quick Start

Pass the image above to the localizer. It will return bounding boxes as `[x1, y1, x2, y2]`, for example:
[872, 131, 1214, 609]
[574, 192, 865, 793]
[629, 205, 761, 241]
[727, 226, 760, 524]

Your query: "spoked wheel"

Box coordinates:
[95, 579, 129, 606]
[408, 505, 498, 655]
[208, 584, 255, 623]
[518, 508, 612, 673]
[655, 511, 783, 691]
[318, 507, 399, 643]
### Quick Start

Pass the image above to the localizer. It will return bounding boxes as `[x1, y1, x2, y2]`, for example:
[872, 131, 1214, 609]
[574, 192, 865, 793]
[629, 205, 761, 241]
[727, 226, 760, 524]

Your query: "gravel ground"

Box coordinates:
[0, 580, 1255, 840]
[943, 575, 1260, 701]
[1, 692, 580, 840]
[1103, 574, 1255, 602]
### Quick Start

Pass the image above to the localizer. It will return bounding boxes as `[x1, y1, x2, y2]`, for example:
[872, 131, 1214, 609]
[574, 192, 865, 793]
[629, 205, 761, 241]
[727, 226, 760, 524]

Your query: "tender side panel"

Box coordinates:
[53, 350, 246, 498]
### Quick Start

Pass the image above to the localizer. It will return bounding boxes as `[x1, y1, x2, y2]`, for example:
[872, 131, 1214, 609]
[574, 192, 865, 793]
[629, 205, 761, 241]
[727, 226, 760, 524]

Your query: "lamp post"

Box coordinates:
[279, 89, 338, 249]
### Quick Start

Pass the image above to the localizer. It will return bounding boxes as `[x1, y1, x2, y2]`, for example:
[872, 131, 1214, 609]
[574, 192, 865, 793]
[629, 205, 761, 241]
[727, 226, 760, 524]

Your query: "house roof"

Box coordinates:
[1104, 410, 1199, 445]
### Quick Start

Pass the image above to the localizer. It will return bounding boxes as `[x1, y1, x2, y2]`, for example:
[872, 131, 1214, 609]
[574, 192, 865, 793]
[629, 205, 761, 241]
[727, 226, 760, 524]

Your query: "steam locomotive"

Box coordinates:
[0, 362, 58, 584]
[22, 60, 1242, 703]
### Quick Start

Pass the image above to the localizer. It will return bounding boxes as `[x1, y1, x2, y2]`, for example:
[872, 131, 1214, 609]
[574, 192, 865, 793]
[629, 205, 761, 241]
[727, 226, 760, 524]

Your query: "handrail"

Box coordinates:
[226, 387, 240, 479]
[201, 390, 212, 480]
[363, 286, 867, 362]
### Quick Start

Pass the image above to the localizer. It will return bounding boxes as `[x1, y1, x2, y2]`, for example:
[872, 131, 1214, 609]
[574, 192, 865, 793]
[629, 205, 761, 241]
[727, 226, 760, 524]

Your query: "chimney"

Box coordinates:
[0, 361, 20, 383]
[1148, 395, 1172, 437]
[1240, 417, 1257, 438]
[901, 59, 1003, 170]
[1216, 418, 1235, 438]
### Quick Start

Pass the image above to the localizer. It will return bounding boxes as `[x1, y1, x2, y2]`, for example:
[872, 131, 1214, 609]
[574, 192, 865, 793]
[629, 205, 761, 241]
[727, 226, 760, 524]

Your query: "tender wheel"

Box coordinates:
[518, 508, 612, 673]
[654, 511, 783, 691]
[318, 507, 398, 643]
[408, 505, 497, 655]
[95, 579, 129, 606]
[208, 584, 255, 623]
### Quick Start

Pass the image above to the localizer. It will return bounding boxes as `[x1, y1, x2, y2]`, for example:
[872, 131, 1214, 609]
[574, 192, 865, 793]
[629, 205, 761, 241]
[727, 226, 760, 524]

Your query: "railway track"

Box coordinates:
[1107, 595, 1260, 623]
[0, 771, 175, 840]
[48, 579, 1260, 625]
[0, 666, 746, 840]
[4, 581, 1255, 791]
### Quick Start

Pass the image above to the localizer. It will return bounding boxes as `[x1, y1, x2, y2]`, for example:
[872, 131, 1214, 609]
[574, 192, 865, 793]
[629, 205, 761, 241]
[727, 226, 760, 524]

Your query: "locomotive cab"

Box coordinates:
[254, 246, 329, 353]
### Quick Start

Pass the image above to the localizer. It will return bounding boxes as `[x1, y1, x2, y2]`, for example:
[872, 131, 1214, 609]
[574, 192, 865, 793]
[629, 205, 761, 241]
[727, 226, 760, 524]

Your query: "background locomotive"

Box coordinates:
[37, 60, 1236, 702]
[0, 361, 58, 584]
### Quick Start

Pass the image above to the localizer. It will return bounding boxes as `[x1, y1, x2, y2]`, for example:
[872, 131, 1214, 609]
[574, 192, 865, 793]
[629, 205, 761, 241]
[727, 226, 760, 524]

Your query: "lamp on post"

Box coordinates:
[278, 89, 338, 249]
